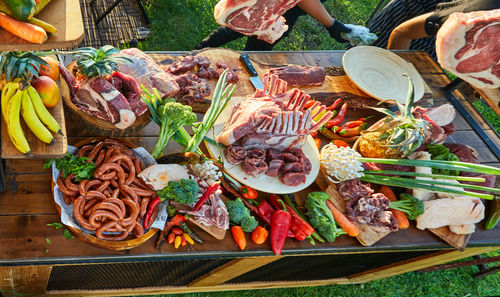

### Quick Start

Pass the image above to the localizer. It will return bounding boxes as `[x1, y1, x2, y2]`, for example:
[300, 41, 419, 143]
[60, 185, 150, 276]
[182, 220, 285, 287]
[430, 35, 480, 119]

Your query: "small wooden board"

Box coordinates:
[1, 81, 68, 159]
[316, 167, 391, 246]
[0, 0, 84, 50]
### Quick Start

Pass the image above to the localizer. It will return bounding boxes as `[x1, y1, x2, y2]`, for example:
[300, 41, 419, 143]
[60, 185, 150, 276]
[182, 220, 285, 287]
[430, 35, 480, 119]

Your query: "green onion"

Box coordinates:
[365, 174, 500, 195]
[360, 157, 500, 175]
[363, 170, 486, 182]
[360, 174, 494, 200]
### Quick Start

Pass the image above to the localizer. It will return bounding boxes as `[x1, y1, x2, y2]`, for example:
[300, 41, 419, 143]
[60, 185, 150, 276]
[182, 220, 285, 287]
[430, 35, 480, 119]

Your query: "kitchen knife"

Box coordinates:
[240, 53, 264, 90]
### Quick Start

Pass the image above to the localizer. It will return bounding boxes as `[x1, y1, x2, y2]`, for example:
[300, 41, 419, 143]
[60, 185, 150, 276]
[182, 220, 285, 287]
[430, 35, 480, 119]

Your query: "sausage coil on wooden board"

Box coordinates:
[58, 140, 156, 241]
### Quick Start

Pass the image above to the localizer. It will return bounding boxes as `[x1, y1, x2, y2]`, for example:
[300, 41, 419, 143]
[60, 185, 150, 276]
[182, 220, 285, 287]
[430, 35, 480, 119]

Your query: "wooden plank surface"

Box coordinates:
[0, 51, 498, 264]
[0, 0, 84, 50]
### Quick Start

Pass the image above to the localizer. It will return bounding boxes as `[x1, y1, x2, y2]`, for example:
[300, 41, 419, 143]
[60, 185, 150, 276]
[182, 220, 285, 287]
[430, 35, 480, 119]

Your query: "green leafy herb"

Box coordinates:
[44, 152, 96, 181]
[427, 144, 460, 176]
[45, 238, 51, 245]
[63, 229, 74, 240]
[46, 222, 63, 230]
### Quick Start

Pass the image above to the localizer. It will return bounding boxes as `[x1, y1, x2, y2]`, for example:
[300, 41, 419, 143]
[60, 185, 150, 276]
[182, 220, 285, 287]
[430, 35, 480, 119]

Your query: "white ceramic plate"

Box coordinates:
[342, 46, 425, 104]
[204, 97, 320, 194]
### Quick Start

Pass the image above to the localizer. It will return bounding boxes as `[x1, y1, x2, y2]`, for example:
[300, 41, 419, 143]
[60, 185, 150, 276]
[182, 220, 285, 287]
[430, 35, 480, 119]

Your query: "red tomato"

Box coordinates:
[241, 186, 258, 200]
[314, 138, 321, 149]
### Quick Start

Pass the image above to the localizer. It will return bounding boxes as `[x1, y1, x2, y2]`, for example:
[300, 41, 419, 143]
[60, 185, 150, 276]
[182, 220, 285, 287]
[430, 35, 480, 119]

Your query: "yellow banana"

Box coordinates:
[21, 90, 55, 144]
[27, 85, 62, 135]
[1, 82, 19, 124]
[7, 90, 30, 155]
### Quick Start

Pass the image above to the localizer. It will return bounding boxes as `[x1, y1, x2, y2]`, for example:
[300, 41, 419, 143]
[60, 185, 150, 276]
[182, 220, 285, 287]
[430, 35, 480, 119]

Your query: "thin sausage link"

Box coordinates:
[94, 163, 125, 184]
[78, 145, 94, 157]
[73, 196, 98, 231]
[88, 141, 105, 161]
[133, 221, 145, 237]
[57, 177, 78, 196]
[64, 174, 79, 192]
[94, 149, 106, 167]
[121, 197, 139, 226]
[120, 185, 138, 203]
[96, 180, 110, 192]
[139, 197, 150, 219]
[90, 201, 124, 220]
[129, 186, 155, 197]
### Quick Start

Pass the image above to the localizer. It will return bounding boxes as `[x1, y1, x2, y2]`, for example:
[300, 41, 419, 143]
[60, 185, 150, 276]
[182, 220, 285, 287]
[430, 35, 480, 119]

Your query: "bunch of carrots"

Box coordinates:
[0, 9, 56, 44]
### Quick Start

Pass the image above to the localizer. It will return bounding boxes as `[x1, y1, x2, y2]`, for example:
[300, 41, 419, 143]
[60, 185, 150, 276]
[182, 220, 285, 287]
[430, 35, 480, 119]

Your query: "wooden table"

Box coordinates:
[0, 51, 498, 297]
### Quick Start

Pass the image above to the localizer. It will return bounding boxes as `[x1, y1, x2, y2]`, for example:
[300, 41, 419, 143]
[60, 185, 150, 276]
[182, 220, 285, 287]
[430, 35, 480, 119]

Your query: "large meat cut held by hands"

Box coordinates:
[217, 73, 333, 150]
[214, 0, 302, 43]
[436, 9, 500, 88]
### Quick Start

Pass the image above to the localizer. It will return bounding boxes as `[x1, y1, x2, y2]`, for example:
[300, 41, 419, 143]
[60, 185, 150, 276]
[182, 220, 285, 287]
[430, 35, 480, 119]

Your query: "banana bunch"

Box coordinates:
[1, 82, 62, 155]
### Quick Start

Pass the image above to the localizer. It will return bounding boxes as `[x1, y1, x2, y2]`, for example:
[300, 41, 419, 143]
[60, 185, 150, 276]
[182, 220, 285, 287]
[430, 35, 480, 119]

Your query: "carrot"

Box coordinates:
[326, 200, 360, 237]
[0, 12, 47, 44]
[379, 185, 409, 229]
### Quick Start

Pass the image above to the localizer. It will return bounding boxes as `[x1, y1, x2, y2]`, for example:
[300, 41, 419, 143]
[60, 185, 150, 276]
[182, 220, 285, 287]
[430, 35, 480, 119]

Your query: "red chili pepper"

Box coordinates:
[167, 232, 176, 244]
[325, 103, 347, 128]
[257, 201, 294, 238]
[193, 183, 219, 211]
[269, 195, 314, 241]
[356, 116, 372, 122]
[163, 214, 187, 234]
[144, 196, 161, 229]
[338, 123, 366, 137]
[304, 99, 316, 109]
[171, 227, 183, 235]
[270, 199, 291, 255]
[340, 120, 364, 129]
[325, 98, 341, 111]
[310, 131, 317, 138]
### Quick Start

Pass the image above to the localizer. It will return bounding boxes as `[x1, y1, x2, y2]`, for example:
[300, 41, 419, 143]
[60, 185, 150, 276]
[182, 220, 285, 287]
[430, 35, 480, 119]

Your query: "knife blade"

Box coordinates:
[240, 53, 264, 90]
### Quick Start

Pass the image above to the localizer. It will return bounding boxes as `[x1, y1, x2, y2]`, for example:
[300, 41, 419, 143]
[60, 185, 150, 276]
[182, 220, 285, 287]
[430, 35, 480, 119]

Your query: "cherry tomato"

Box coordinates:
[310, 131, 317, 138]
[314, 138, 321, 149]
[332, 140, 350, 147]
[304, 99, 316, 109]
[241, 186, 258, 200]
[171, 227, 183, 236]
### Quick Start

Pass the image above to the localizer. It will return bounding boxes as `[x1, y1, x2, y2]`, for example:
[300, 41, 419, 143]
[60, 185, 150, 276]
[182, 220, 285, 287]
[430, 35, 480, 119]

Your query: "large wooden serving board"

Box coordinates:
[1, 81, 68, 159]
[0, 0, 84, 50]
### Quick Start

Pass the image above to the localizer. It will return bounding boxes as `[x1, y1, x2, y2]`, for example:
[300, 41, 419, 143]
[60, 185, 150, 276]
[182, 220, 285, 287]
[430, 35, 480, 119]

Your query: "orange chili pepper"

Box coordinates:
[231, 226, 246, 250]
[304, 99, 316, 109]
[332, 140, 350, 147]
[314, 138, 321, 149]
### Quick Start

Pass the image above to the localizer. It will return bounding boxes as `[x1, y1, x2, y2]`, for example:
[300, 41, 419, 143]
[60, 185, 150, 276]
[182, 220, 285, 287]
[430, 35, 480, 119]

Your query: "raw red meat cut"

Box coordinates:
[217, 73, 333, 150]
[111, 71, 148, 117]
[436, 9, 500, 88]
[214, 0, 302, 43]
[174, 72, 211, 104]
[267, 65, 326, 86]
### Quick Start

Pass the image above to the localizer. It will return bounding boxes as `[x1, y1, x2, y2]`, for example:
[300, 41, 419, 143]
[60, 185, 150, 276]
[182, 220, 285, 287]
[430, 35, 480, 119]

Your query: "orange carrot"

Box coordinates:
[0, 12, 47, 44]
[326, 200, 360, 237]
[379, 185, 409, 229]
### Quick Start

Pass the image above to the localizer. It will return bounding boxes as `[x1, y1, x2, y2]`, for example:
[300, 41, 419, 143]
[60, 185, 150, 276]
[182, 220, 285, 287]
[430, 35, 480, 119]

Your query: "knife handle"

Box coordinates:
[240, 54, 258, 77]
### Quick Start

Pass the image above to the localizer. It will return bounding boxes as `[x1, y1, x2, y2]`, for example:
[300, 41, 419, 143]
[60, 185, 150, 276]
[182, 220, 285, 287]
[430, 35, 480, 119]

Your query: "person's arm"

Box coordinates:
[387, 12, 433, 49]
[297, 0, 334, 26]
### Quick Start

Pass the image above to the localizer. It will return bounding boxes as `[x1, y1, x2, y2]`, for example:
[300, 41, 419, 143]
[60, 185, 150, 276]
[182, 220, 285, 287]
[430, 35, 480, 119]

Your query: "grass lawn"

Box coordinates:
[133, 1, 500, 296]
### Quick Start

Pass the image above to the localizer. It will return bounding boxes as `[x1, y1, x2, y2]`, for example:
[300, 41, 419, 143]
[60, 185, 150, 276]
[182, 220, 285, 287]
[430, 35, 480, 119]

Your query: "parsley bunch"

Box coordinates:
[44, 153, 96, 181]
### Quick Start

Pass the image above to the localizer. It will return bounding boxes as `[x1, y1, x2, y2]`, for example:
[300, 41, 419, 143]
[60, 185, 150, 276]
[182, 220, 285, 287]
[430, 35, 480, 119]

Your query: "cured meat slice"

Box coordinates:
[267, 65, 326, 86]
[436, 9, 500, 88]
[214, 0, 302, 43]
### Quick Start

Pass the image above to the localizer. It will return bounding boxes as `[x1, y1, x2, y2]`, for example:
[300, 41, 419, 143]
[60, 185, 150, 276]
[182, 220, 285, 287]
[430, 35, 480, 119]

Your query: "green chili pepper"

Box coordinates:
[485, 197, 500, 230]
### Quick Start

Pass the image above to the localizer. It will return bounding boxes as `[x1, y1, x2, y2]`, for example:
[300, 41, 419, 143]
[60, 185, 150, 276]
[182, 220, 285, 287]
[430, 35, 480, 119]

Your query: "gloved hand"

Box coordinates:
[326, 19, 352, 43]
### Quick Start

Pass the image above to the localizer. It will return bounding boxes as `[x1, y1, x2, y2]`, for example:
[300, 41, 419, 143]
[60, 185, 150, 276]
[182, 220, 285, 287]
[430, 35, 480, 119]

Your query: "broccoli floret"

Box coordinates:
[158, 179, 199, 205]
[389, 193, 425, 219]
[151, 102, 197, 159]
[240, 216, 258, 232]
[305, 192, 346, 242]
[225, 198, 250, 225]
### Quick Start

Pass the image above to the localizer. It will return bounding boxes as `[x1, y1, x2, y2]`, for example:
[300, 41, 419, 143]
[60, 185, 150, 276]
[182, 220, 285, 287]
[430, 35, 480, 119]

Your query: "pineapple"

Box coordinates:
[70, 45, 131, 78]
[358, 76, 427, 159]
[0, 51, 49, 82]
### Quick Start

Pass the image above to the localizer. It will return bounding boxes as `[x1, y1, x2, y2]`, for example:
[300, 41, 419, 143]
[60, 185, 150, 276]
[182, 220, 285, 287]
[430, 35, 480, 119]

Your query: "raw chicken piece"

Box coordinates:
[449, 224, 476, 234]
[408, 151, 433, 201]
[415, 196, 484, 230]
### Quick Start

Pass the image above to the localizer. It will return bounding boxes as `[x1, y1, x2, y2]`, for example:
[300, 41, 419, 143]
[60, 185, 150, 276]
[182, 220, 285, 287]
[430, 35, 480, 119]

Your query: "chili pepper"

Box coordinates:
[269, 195, 314, 241]
[194, 183, 219, 211]
[251, 226, 269, 244]
[167, 232, 176, 244]
[144, 196, 161, 229]
[270, 199, 291, 255]
[310, 131, 317, 138]
[340, 120, 364, 129]
[241, 186, 258, 200]
[325, 103, 347, 128]
[171, 227, 183, 236]
[314, 138, 321, 149]
[332, 140, 350, 148]
[174, 235, 182, 249]
[304, 99, 316, 109]
[338, 123, 366, 137]
[356, 116, 372, 122]
[156, 214, 187, 249]
[256, 201, 294, 238]
[329, 109, 338, 119]
[281, 194, 325, 244]
[485, 197, 500, 230]
[325, 98, 341, 111]
[180, 235, 187, 247]
[183, 233, 194, 245]
[231, 226, 246, 250]
[179, 222, 204, 243]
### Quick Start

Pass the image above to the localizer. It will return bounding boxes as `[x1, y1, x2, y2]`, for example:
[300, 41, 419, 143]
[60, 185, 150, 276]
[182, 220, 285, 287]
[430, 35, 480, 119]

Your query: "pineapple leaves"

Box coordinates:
[369, 106, 396, 117]
[71, 46, 132, 78]
[403, 74, 414, 119]
[0, 51, 50, 82]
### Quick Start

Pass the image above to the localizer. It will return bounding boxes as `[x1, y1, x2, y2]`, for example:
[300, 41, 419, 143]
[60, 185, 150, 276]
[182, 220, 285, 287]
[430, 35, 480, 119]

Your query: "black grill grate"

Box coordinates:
[47, 258, 230, 290]
[226, 251, 434, 283]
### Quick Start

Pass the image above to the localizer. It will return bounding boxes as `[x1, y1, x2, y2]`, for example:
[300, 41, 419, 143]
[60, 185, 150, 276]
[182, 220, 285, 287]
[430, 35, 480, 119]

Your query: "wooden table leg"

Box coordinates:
[0, 265, 52, 296]
[188, 256, 283, 287]
[347, 247, 499, 283]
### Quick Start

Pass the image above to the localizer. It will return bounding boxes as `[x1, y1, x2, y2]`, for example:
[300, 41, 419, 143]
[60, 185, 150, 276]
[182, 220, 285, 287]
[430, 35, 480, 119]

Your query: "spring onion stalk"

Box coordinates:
[360, 157, 500, 175]
[185, 70, 236, 153]
[360, 174, 494, 200]
[363, 170, 486, 182]
[365, 174, 500, 194]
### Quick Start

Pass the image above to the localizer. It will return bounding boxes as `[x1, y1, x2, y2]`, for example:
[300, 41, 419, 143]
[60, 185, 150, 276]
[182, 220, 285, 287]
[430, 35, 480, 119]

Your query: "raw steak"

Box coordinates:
[112, 71, 148, 117]
[214, 0, 302, 43]
[116, 48, 180, 97]
[267, 65, 326, 86]
[436, 9, 500, 88]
